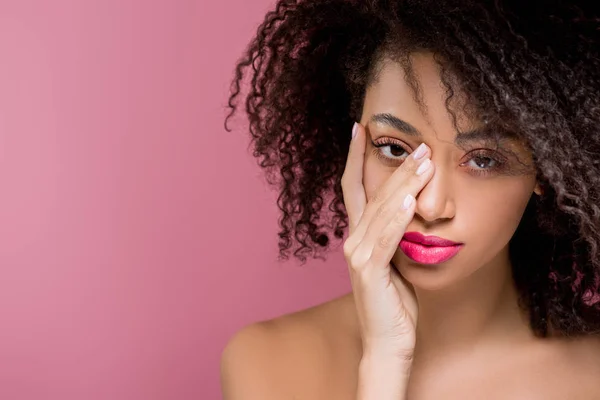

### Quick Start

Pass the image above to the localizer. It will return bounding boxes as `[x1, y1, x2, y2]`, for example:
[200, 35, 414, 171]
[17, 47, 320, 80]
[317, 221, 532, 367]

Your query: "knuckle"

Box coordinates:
[342, 238, 355, 259]
[400, 157, 418, 174]
[374, 204, 389, 220]
[349, 262, 362, 274]
[348, 255, 362, 272]
[349, 249, 369, 271]
[392, 209, 409, 225]
[370, 189, 386, 204]
[377, 234, 391, 249]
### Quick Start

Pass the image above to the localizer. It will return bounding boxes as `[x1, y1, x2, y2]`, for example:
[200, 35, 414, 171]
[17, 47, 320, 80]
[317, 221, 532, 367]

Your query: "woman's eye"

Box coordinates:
[382, 144, 409, 159]
[462, 150, 508, 177]
[468, 156, 498, 170]
[372, 141, 507, 176]
[373, 142, 410, 162]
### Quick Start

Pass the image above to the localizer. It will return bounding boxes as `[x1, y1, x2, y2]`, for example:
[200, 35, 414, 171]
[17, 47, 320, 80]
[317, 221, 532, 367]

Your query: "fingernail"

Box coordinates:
[403, 194, 414, 209]
[413, 143, 427, 160]
[416, 158, 431, 176]
[352, 122, 358, 139]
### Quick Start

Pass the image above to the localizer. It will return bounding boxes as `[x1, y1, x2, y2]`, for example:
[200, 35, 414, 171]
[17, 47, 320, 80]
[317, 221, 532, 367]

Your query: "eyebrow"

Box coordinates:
[370, 113, 501, 146]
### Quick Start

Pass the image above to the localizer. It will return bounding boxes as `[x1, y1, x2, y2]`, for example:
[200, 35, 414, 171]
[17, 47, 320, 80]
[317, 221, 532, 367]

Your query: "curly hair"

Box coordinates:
[224, 0, 600, 337]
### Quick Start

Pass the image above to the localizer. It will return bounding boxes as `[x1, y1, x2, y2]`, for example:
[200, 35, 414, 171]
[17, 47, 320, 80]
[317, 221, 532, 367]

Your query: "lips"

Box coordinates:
[399, 232, 463, 265]
[402, 231, 460, 247]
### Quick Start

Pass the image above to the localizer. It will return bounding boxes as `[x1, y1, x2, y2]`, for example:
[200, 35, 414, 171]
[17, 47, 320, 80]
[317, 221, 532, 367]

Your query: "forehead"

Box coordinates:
[362, 53, 481, 141]
[362, 53, 520, 147]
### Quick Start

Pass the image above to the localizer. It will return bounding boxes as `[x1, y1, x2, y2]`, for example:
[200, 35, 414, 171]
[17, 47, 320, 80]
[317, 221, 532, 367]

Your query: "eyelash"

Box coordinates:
[371, 138, 508, 177]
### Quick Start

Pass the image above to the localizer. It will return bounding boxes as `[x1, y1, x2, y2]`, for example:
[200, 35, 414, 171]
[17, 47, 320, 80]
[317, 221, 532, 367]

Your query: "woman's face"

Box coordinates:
[359, 53, 541, 290]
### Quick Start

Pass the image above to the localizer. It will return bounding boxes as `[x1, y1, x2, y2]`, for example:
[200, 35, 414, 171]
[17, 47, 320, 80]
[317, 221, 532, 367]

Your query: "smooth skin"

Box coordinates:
[220, 54, 600, 400]
[344, 122, 431, 399]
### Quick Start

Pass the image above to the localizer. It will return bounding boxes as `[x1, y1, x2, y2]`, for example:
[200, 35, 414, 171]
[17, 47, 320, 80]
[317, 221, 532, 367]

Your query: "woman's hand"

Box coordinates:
[341, 122, 434, 399]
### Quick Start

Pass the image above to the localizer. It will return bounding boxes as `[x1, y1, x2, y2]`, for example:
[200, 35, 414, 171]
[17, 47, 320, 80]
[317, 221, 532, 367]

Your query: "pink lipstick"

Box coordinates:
[399, 232, 463, 264]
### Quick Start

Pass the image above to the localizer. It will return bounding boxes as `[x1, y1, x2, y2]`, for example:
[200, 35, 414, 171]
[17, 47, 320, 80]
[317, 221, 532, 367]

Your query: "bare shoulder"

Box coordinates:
[567, 335, 600, 377]
[220, 293, 360, 400]
[543, 334, 600, 398]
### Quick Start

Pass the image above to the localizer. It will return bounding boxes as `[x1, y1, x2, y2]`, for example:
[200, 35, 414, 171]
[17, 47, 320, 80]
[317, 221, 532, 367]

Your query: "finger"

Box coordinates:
[351, 144, 432, 251]
[359, 157, 435, 264]
[341, 122, 367, 235]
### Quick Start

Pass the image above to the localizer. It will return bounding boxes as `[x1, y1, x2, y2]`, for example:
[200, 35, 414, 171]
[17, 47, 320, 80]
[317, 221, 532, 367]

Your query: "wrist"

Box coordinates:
[359, 351, 413, 378]
[356, 353, 412, 400]
[362, 342, 415, 368]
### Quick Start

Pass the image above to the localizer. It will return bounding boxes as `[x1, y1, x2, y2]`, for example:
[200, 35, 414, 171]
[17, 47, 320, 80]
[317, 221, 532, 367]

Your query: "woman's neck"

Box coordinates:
[413, 250, 534, 359]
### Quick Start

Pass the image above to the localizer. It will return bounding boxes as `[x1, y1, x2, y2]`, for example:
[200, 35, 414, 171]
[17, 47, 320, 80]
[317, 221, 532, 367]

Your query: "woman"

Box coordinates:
[221, 0, 600, 398]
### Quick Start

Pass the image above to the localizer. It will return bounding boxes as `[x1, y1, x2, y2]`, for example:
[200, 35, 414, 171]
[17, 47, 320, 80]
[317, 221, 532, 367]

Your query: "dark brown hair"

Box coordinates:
[224, 0, 600, 337]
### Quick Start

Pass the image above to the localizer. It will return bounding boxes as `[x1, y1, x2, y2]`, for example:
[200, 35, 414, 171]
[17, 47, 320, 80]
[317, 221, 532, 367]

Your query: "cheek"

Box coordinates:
[458, 178, 535, 246]
[363, 157, 394, 200]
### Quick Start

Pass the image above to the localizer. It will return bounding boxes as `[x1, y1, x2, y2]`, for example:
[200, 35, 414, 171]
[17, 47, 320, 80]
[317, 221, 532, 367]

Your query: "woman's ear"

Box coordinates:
[534, 182, 543, 196]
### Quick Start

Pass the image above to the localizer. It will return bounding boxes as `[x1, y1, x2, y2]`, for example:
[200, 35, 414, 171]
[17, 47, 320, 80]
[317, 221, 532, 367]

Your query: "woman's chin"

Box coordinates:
[392, 252, 456, 291]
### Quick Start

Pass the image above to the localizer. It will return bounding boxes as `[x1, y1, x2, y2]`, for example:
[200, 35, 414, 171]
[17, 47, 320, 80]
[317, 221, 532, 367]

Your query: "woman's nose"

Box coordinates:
[414, 170, 455, 222]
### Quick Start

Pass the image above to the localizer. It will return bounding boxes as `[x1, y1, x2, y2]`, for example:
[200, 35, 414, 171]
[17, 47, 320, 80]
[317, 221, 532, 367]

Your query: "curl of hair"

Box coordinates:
[225, 0, 600, 337]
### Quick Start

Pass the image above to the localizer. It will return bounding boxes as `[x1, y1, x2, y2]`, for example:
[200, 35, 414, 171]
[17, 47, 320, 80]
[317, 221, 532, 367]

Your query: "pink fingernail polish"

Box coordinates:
[403, 194, 414, 209]
[413, 143, 427, 160]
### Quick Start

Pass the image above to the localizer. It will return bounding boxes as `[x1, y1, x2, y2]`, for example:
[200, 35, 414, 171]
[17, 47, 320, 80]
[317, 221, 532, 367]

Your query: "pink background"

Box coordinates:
[0, 1, 351, 399]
